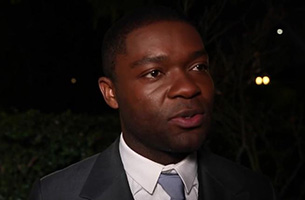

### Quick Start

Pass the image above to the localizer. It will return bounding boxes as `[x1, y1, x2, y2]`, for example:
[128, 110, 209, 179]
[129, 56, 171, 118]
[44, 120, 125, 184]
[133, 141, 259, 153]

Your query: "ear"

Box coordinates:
[98, 77, 119, 109]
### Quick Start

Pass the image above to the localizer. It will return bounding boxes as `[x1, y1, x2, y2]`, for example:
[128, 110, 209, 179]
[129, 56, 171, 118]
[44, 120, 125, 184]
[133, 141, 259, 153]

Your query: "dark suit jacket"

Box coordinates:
[29, 139, 276, 200]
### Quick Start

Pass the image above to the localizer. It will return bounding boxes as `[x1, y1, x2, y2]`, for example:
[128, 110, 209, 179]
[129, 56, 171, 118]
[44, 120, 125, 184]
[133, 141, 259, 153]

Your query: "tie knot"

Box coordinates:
[158, 173, 185, 200]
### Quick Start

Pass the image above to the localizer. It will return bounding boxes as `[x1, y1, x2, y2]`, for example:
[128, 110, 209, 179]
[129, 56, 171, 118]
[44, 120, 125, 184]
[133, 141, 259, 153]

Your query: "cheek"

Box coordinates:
[125, 82, 166, 107]
[117, 85, 162, 120]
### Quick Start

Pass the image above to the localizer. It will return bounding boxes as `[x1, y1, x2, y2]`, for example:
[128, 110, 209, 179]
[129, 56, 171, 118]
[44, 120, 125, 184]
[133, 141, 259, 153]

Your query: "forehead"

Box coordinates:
[123, 21, 204, 59]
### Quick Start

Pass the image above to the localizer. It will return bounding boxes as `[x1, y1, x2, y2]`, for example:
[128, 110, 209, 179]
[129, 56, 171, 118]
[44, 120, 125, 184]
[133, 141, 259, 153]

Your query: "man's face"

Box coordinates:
[102, 21, 214, 161]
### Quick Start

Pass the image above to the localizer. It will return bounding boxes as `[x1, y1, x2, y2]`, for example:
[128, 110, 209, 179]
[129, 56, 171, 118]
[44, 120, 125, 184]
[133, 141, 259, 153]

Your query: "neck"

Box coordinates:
[149, 151, 189, 165]
[122, 133, 190, 165]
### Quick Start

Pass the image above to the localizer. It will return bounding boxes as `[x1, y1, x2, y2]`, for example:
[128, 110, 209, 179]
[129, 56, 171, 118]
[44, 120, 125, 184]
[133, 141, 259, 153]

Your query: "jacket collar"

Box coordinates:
[79, 139, 134, 200]
[79, 139, 249, 200]
[197, 148, 249, 200]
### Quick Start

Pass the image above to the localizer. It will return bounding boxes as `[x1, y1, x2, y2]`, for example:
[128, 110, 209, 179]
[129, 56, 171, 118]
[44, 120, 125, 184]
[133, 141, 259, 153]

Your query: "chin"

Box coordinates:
[172, 134, 206, 153]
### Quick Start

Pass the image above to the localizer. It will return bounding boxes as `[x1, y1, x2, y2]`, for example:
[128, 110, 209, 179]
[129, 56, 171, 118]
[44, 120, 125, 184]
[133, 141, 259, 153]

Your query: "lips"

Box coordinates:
[169, 109, 204, 129]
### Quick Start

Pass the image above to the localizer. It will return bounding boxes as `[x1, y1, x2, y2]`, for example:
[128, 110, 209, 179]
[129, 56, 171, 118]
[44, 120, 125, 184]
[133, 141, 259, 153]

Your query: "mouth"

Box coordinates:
[169, 109, 205, 129]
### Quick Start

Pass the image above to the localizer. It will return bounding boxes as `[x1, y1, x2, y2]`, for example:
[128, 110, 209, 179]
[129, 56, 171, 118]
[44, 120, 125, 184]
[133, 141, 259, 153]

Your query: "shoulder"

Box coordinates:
[28, 139, 121, 200]
[29, 153, 100, 200]
[41, 153, 99, 185]
[198, 149, 264, 182]
[198, 149, 276, 199]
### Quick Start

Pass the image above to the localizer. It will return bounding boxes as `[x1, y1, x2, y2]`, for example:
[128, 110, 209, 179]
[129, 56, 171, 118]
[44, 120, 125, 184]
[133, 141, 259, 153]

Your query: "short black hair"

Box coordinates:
[101, 6, 193, 80]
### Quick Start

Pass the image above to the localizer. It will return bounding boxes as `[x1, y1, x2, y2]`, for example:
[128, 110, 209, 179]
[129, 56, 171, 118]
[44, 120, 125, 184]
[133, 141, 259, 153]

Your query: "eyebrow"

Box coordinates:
[131, 48, 208, 68]
[131, 55, 168, 68]
[189, 49, 208, 61]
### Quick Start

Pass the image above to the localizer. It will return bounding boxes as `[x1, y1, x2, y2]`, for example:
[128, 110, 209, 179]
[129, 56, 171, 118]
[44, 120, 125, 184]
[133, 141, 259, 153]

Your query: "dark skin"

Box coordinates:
[99, 21, 214, 165]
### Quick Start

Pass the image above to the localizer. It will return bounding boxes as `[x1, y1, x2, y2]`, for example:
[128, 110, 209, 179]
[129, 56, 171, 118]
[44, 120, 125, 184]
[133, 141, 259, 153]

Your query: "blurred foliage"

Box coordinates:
[0, 110, 120, 200]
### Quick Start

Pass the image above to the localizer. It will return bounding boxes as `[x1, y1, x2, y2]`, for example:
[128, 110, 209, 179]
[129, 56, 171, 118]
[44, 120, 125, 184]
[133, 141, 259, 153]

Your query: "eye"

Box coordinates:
[145, 70, 162, 78]
[191, 64, 209, 72]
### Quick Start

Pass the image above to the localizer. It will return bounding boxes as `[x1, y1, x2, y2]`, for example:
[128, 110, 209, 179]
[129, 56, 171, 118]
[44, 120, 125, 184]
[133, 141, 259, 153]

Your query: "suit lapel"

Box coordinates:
[79, 139, 134, 200]
[197, 149, 249, 200]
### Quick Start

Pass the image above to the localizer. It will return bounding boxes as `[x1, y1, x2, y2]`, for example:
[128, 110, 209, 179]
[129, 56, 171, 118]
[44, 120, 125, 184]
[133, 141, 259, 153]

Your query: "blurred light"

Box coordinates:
[277, 29, 283, 35]
[71, 78, 77, 84]
[255, 76, 263, 85]
[262, 76, 270, 85]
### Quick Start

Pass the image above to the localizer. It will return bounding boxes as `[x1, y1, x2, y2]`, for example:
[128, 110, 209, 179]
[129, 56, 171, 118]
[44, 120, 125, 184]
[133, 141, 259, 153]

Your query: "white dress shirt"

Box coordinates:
[119, 134, 199, 200]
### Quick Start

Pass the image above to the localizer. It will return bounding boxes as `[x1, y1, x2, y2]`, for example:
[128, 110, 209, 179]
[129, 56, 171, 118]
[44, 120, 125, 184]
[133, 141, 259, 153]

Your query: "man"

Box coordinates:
[29, 6, 275, 200]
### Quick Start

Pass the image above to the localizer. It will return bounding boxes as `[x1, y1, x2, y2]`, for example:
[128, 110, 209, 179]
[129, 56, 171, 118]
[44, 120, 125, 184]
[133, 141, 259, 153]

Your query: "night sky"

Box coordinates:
[1, 0, 304, 114]
[1, 0, 108, 113]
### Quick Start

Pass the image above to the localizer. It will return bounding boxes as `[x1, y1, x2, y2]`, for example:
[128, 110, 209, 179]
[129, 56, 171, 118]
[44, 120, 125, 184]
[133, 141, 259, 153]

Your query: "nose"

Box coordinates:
[167, 71, 201, 99]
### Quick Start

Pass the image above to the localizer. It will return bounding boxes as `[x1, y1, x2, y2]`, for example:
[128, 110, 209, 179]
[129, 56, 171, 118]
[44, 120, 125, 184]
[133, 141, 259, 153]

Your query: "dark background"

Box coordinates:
[1, 0, 107, 113]
[1, 0, 305, 199]
[1, 0, 303, 114]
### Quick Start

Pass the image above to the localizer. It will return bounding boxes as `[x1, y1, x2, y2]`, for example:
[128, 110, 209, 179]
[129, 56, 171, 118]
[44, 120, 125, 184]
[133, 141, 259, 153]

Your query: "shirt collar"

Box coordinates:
[119, 133, 197, 195]
[174, 152, 197, 193]
[119, 134, 163, 194]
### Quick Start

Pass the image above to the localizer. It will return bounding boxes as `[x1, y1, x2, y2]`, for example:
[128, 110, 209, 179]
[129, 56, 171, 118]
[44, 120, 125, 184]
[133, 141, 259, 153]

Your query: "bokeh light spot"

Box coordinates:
[71, 78, 77, 84]
[277, 29, 283, 35]
[263, 76, 270, 85]
[255, 76, 263, 85]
